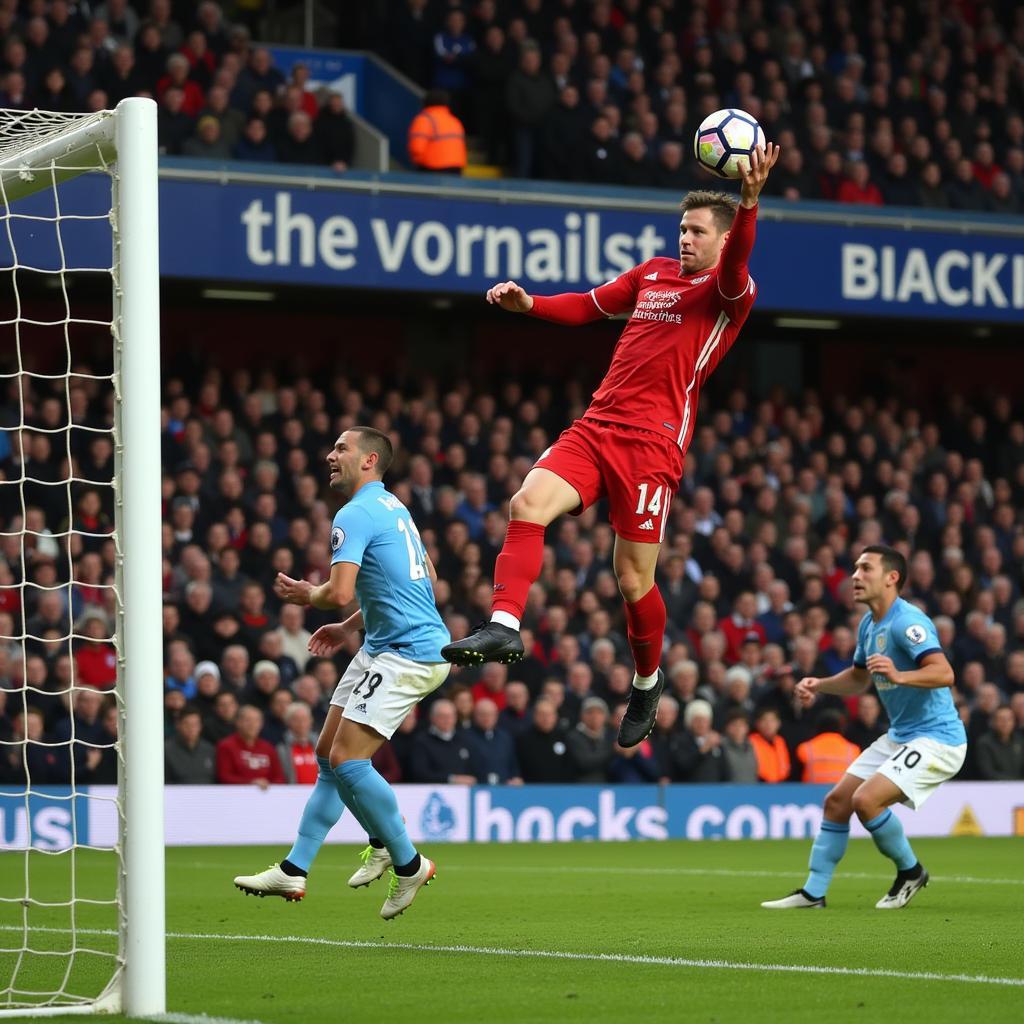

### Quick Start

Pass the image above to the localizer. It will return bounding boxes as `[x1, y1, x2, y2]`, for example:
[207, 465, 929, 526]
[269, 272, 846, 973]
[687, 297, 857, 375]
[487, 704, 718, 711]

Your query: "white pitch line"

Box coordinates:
[147, 1014, 266, 1024]
[6, 926, 1023, 989]
[186, 861, 1024, 887]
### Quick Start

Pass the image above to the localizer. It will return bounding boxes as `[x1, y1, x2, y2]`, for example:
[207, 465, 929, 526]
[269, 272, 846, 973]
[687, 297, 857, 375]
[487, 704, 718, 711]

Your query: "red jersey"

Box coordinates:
[215, 734, 285, 785]
[528, 203, 758, 454]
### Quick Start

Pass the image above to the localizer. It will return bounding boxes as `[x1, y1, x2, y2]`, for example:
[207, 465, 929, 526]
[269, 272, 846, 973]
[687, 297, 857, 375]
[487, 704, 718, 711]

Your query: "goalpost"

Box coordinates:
[0, 99, 164, 1015]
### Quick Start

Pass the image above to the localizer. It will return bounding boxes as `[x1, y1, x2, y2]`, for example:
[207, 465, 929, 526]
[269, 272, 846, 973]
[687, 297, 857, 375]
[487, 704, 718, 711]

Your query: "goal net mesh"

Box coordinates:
[0, 107, 124, 1011]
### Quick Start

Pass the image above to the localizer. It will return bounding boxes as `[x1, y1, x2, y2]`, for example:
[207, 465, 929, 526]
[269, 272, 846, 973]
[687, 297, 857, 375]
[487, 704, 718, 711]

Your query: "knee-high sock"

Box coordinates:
[802, 819, 850, 899]
[491, 520, 545, 620]
[864, 809, 917, 871]
[285, 756, 349, 872]
[334, 758, 416, 868]
[624, 584, 666, 679]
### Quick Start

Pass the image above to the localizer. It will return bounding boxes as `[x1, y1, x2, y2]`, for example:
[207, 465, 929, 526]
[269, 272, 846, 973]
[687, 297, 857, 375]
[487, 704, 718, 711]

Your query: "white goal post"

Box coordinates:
[0, 98, 164, 1016]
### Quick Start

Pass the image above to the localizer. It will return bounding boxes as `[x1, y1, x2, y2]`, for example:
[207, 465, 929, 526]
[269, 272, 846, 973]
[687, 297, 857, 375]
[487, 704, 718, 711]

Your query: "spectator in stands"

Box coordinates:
[407, 90, 466, 174]
[974, 706, 1024, 781]
[157, 53, 204, 116]
[182, 115, 231, 160]
[157, 84, 194, 156]
[795, 710, 860, 784]
[233, 116, 276, 161]
[51, 689, 108, 784]
[516, 697, 575, 782]
[837, 160, 883, 205]
[276, 701, 317, 784]
[215, 704, 284, 787]
[720, 709, 758, 782]
[466, 698, 522, 785]
[74, 611, 117, 691]
[750, 707, 791, 783]
[565, 696, 614, 782]
[504, 40, 556, 179]
[199, 84, 245, 150]
[408, 698, 479, 784]
[165, 706, 216, 784]
[844, 693, 886, 750]
[315, 91, 356, 173]
[678, 699, 726, 782]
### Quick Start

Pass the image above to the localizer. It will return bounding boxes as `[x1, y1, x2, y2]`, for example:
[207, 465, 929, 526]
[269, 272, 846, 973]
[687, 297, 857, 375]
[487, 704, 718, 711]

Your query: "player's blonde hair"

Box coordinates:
[680, 190, 739, 233]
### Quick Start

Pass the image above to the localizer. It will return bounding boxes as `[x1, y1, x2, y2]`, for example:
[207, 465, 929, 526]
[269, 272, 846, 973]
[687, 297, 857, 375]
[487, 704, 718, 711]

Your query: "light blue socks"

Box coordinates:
[334, 758, 417, 868]
[285, 756, 348, 872]
[803, 819, 850, 899]
[864, 809, 917, 871]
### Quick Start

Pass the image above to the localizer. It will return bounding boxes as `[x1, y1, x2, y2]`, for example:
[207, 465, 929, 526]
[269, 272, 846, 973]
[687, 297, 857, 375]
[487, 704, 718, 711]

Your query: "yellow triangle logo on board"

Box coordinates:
[950, 804, 984, 837]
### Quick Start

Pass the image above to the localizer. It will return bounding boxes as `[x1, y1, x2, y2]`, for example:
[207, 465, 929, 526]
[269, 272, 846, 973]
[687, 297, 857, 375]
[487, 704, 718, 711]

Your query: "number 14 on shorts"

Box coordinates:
[635, 483, 664, 516]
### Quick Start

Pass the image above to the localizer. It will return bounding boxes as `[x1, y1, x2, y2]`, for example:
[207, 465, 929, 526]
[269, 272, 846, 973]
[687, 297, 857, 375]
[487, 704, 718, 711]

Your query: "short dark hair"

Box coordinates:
[817, 709, 845, 734]
[862, 544, 907, 591]
[424, 89, 450, 108]
[349, 425, 394, 477]
[680, 190, 739, 233]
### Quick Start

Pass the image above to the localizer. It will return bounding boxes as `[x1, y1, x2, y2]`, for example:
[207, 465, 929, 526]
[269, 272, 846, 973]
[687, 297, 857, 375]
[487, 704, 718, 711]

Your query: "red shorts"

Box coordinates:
[534, 417, 683, 543]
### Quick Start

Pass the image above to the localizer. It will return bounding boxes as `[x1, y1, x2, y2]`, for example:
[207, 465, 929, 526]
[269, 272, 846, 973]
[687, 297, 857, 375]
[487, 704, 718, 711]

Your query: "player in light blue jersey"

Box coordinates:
[762, 544, 967, 911]
[234, 426, 451, 919]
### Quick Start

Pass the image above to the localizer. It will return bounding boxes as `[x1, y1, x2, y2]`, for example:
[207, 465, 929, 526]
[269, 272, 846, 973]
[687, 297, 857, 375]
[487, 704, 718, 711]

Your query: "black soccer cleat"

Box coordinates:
[616, 669, 666, 748]
[441, 621, 525, 666]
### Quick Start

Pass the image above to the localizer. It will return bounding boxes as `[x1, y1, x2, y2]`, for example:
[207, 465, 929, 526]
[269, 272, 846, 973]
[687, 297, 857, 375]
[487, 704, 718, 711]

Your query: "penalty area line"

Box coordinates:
[6, 926, 1022, 989]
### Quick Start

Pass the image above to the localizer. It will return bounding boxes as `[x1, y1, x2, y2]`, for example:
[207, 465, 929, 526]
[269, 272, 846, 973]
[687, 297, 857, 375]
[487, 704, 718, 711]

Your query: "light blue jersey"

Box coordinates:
[853, 597, 966, 746]
[330, 481, 449, 662]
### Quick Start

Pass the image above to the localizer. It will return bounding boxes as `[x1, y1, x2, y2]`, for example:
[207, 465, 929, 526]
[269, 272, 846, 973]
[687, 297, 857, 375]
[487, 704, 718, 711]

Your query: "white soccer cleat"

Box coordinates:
[761, 889, 826, 909]
[348, 844, 393, 888]
[380, 857, 435, 920]
[233, 863, 305, 902]
[876, 868, 929, 909]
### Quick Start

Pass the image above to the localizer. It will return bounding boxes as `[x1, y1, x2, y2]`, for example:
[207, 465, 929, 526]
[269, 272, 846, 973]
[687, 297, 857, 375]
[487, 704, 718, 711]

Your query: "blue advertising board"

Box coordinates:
[4, 172, 1023, 323]
[0, 787, 93, 851]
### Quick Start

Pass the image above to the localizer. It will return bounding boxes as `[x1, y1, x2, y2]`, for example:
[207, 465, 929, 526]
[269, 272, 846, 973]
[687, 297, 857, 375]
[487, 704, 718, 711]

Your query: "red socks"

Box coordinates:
[491, 520, 546, 619]
[624, 585, 666, 677]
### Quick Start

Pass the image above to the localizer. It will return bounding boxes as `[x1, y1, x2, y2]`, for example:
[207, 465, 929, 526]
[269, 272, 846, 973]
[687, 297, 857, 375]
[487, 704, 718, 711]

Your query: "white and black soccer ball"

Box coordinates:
[693, 108, 763, 179]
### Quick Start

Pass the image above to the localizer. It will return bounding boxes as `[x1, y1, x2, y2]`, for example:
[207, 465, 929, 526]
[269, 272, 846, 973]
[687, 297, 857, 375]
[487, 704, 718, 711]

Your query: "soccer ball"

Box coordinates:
[693, 108, 763, 179]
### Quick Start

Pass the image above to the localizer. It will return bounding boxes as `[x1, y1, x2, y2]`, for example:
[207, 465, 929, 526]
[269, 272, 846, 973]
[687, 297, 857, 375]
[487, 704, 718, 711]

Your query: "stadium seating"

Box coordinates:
[0, 358, 1021, 785]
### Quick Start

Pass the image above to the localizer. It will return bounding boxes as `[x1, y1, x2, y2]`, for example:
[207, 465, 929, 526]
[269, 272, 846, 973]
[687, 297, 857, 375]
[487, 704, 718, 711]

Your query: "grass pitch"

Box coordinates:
[1, 837, 1022, 1023]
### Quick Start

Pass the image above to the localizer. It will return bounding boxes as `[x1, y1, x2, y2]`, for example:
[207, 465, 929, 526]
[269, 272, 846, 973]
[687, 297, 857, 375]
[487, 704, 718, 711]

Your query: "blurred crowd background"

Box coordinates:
[1, 355, 1022, 788]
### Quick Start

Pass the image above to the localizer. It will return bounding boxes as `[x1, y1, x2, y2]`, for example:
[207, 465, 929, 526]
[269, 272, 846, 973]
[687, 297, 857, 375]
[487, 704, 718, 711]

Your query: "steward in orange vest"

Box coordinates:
[750, 707, 791, 782]
[796, 711, 860, 783]
[408, 89, 467, 172]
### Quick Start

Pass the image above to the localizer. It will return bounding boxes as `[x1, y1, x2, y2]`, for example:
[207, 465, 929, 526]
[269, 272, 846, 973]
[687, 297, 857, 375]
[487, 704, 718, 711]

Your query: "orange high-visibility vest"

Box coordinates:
[796, 732, 860, 784]
[750, 732, 791, 783]
[408, 105, 466, 170]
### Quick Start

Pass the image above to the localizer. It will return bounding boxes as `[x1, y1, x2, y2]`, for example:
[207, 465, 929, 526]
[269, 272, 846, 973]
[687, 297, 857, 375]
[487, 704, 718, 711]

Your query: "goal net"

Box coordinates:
[0, 100, 163, 1017]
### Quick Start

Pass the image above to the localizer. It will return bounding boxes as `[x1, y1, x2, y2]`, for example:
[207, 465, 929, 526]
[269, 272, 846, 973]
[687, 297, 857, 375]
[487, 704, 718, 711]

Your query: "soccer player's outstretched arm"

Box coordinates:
[485, 280, 610, 324]
[718, 142, 780, 302]
[865, 651, 955, 689]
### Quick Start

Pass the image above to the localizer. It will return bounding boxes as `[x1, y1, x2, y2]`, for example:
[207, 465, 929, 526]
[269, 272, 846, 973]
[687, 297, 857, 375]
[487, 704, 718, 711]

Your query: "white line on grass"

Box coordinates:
[146, 1013, 266, 1024]
[5, 926, 1022, 989]
[187, 861, 1024, 887]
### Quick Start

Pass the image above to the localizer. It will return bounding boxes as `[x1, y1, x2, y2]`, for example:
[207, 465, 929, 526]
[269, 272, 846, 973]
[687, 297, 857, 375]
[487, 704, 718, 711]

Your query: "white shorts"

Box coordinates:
[846, 733, 967, 810]
[330, 648, 450, 740]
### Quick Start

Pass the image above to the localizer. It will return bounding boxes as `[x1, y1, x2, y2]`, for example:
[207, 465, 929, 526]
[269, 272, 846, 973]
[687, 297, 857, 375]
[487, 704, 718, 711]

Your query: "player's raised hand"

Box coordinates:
[486, 280, 534, 313]
[274, 572, 313, 606]
[795, 676, 819, 707]
[308, 621, 351, 657]
[739, 142, 780, 206]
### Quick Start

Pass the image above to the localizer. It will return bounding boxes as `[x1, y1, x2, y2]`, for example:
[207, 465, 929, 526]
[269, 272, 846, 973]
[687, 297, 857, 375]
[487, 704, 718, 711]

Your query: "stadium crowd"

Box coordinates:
[0, 1, 357, 170]
[1, 2, 1022, 209]
[0, 355, 1023, 788]
[373, 0, 1024, 210]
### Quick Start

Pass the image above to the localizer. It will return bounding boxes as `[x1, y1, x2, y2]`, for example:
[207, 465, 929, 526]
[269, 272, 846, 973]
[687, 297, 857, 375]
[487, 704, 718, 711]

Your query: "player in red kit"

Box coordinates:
[442, 144, 780, 748]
